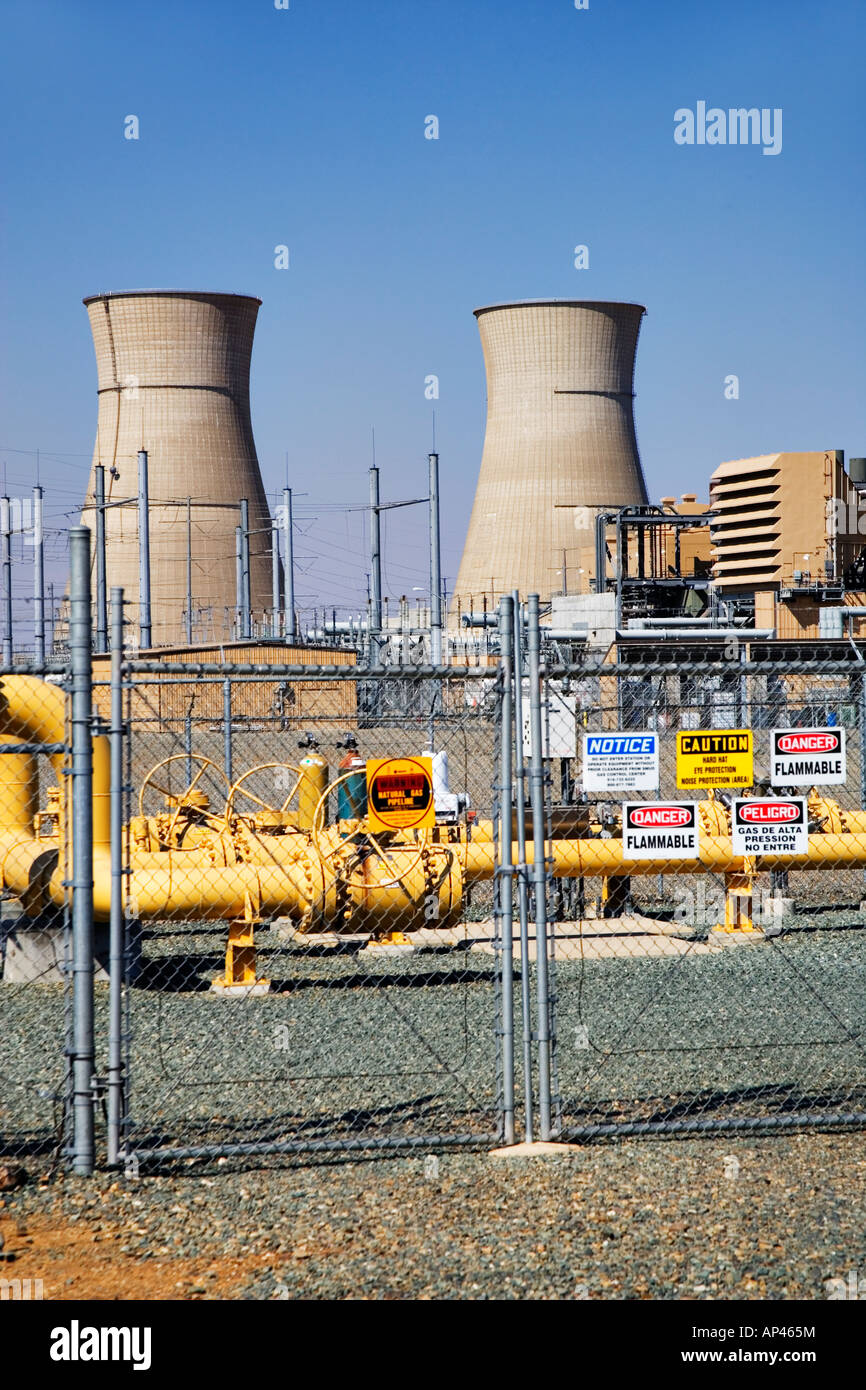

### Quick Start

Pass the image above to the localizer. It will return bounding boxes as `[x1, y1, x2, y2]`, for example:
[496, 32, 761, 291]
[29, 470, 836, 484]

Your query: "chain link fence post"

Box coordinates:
[527, 593, 552, 1139]
[69, 526, 95, 1175]
[512, 593, 534, 1141]
[496, 596, 515, 1145]
[107, 586, 126, 1167]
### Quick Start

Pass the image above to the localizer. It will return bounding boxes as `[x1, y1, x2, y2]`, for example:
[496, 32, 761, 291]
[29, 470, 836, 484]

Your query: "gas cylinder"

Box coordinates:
[297, 732, 328, 830]
[336, 733, 367, 821]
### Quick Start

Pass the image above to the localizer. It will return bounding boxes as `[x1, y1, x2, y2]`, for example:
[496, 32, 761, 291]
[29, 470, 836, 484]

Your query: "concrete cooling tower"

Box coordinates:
[453, 300, 648, 609]
[82, 290, 273, 647]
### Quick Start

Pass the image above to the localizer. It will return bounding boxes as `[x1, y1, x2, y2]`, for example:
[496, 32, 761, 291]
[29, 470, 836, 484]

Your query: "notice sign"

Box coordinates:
[366, 757, 435, 832]
[622, 802, 699, 860]
[583, 733, 659, 792]
[732, 798, 808, 857]
[771, 728, 846, 786]
[676, 730, 753, 789]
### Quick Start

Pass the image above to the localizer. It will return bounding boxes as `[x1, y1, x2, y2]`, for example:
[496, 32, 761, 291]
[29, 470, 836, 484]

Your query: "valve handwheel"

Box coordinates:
[310, 771, 430, 889]
[224, 763, 303, 832]
[138, 754, 230, 849]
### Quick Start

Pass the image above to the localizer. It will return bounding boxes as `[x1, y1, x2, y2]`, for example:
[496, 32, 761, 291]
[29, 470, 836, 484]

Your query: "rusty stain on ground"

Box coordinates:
[0, 1214, 283, 1300]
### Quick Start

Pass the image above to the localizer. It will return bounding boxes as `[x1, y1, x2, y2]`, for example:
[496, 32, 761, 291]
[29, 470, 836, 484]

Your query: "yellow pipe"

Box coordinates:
[9, 670, 866, 931]
[462, 833, 866, 881]
[0, 675, 110, 849]
[0, 732, 38, 832]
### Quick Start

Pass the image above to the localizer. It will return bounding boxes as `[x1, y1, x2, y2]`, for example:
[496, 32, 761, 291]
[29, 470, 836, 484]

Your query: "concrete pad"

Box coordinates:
[406, 927, 469, 949]
[470, 925, 718, 961]
[1, 919, 142, 984]
[364, 941, 417, 957]
[763, 898, 795, 919]
[209, 979, 271, 996]
[276, 929, 370, 949]
[490, 1141, 582, 1158]
[708, 927, 766, 949]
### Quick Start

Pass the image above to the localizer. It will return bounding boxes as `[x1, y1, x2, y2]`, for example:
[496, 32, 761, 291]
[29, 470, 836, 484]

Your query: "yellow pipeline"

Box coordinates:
[463, 834, 866, 881]
[7, 669, 866, 932]
[0, 675, 110, 849]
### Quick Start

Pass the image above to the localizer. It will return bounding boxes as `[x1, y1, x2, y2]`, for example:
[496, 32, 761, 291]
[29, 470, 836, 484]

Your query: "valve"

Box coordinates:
[138, 755, 229, 850]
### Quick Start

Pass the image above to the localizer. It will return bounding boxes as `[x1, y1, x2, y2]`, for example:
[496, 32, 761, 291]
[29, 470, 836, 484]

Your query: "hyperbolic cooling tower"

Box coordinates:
[82, 290, 273, 647]
[453, 300, 648, 608]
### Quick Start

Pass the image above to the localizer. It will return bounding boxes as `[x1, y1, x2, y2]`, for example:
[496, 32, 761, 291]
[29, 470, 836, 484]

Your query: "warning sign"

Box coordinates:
[771, 728, 846, 786]
[583, 733, 659, 792]
[676, 730, 753, 789]
[622, 802, 699, 860]
[731, 798, 808, 857]
[366, 757, 435, 832]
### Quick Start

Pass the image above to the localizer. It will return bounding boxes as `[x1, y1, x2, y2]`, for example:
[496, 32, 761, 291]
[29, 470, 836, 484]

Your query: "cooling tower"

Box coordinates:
[453, 300, 648, 609]
[82, 290, 273, 646]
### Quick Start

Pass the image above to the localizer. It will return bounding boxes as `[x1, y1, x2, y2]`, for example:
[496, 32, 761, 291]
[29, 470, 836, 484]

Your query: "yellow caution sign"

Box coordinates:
[676, 730, 753, 789]
[366, 757, 435, 832]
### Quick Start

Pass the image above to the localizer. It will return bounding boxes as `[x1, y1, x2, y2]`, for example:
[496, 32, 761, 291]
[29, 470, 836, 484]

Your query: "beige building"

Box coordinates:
[709, 450, 859, 593]
[452, 300, 648, 610]
[81, 290, 274, 646]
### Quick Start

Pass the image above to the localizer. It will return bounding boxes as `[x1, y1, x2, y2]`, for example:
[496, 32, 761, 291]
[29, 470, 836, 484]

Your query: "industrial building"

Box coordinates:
[81, 290, 275, 647]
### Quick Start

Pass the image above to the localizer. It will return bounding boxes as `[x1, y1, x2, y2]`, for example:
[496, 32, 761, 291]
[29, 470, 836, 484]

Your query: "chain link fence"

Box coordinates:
[105, 654, 507, 1168]
[4, 563, 866, 1176]
[0, 664, 75, 1177]
[518, 633, 866, 1141]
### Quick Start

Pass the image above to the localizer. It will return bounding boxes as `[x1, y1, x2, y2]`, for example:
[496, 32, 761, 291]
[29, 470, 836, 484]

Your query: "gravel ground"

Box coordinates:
[2, 1132, 866, 1299]
[3, 907, 866, 1301]
[5, 914, 866, 1164]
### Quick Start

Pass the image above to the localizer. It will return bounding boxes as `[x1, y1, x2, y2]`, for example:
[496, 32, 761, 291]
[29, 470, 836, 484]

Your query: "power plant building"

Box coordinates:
[81, 290, 274, 646]
[453, 300, 649, 610]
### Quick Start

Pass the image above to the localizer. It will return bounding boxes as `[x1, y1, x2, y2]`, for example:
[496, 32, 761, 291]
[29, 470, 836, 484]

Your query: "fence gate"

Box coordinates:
[109, 656, 509, 1168]
[527, 646, 866, 1140]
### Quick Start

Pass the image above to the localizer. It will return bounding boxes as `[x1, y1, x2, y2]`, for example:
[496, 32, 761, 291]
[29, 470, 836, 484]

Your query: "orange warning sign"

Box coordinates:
[366, 757, 435, 832]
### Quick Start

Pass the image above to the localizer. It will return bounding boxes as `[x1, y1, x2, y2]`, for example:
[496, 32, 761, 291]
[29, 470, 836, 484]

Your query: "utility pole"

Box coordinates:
[239, 498, 251, 640]
[33, 484, 45, 665]
[94, 465, 108, 652]
[235, 525, 243, 639]
[1, 497, 11, 664]
[429, 452, 443, 665]
[185, 496, 193, 644]
[137, 450, 152, 649]
[271, 514, 280, 639]
[369, 465, 382, 661]
[282, 486, 295, 641]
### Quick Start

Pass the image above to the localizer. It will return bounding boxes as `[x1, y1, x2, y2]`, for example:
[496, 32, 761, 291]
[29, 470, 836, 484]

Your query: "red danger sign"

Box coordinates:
[776, 732, 841, 754]
[771, 727, 846, 787]
[627, 805, 693, 829]
[622, 802, 698, 859]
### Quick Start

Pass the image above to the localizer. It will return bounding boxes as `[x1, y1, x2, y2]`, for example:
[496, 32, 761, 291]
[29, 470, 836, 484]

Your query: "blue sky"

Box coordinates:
[2, 0, 864, 620]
